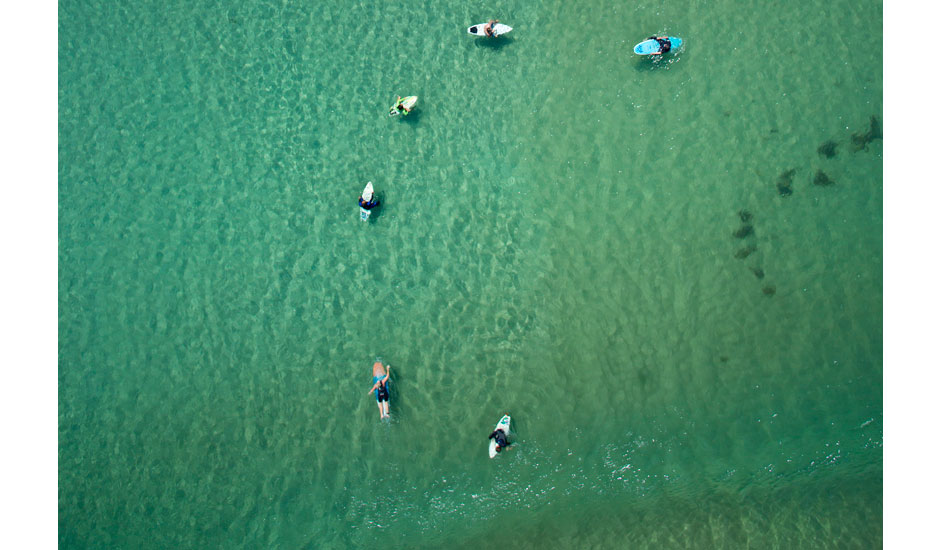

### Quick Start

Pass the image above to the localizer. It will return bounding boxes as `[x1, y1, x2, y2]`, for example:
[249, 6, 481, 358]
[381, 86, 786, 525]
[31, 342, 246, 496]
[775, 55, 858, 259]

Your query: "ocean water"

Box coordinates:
[58, 0, 883, 548]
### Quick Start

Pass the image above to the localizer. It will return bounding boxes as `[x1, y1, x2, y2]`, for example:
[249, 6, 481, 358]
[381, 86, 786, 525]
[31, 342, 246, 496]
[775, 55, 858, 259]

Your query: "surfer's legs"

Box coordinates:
[376, 401, 386, 419]
[382, 400, 390, 417]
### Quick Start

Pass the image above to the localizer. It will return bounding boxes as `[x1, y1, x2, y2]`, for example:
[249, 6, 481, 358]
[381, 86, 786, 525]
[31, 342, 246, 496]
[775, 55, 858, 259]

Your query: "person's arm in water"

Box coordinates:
[381, 365, 391, 385]
[367, 380, 380, 395]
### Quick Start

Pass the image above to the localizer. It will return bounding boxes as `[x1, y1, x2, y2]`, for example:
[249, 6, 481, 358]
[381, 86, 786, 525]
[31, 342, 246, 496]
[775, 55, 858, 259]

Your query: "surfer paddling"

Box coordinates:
[647, 36, 672, 55]
[358, 191, 379, 210]
[489, 425, 509, 453]
[393, 99, 411, 115]
[368, 360, 391, 419]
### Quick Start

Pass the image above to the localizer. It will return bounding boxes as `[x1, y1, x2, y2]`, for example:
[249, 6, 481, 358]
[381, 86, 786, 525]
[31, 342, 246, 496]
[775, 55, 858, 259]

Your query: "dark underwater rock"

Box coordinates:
[868, 115, 882, 140]
[749, 267, 765, 279]
[850, 115, 883, 152]
[776, 169, 796, 197]
[813, 169, 834, 186]
[734, 245, 757, 259]
[738, 209, 754, 223]
[733, 224, 755, 239]
[762, 285, 776, 296]
[817, 140, 838, 158]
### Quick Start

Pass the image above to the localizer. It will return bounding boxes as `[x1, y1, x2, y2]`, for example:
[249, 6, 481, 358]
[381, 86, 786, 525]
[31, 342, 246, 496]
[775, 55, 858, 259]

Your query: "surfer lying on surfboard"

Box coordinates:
[648, 36, 672, 54]
[358, 192, 379, 210]
[484, 19, 500, 37]
[488, 426, 509, 453]
[367, 361, 391, 419]
[389, 96, 417, 116]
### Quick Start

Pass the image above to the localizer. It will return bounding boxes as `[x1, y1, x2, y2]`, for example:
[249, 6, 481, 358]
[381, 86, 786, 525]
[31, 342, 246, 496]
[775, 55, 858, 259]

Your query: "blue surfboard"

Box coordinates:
[634, 37, 683, 55]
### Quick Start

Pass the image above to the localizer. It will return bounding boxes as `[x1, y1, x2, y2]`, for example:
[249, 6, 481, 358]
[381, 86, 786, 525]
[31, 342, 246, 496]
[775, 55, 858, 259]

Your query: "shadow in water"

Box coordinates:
[473, 35, 515, 50]
[367, 190, 387, 223]
[400, 110, 422, 127]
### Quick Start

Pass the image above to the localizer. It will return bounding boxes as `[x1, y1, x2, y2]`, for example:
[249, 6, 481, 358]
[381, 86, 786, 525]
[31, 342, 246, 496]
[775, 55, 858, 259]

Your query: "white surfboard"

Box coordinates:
[468, 22, 513, 37]
[488, 414, 511, 458]
[398, 96, 417, 111]
[360, 182, 374, 221]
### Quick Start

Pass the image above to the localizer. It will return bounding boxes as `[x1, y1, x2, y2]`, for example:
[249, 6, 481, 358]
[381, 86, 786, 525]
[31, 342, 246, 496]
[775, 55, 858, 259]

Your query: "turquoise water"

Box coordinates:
[58, 0, 882, 548]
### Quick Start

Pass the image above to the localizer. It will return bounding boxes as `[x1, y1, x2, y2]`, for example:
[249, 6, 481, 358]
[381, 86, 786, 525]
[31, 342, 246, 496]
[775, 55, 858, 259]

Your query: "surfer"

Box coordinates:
[488, 426, 509, 453]
[367, 361, 391, 419]
[484, 19, 499, 37]
[358, 192, 379, 210]
[648, 36, 672, 54]
[391, 97, 413, 116]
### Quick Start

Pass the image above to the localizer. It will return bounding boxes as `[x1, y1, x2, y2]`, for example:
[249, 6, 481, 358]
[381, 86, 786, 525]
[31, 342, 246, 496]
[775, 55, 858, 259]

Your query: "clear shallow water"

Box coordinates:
[59, 0, 882, 548]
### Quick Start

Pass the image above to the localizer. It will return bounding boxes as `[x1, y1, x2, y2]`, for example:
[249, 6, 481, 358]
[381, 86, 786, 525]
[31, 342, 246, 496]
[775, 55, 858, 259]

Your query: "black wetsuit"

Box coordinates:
[375, 382, 389, 403]
[489, 429, 508, 449]
[650, 36, 672, 53]
[359, 197, 379, 209]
